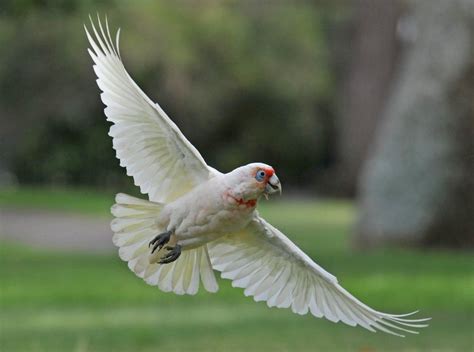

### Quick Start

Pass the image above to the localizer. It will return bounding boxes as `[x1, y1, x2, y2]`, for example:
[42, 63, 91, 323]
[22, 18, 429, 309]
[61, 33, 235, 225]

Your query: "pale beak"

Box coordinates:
[264, 174, 282, 197]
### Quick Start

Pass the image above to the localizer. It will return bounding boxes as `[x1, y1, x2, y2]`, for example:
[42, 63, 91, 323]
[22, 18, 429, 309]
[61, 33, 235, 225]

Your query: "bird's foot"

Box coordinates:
[158, 244, 182, 264]
[149, 230, 173, 254]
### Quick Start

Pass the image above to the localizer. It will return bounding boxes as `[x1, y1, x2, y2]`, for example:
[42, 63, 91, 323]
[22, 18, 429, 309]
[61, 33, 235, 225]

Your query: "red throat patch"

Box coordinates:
[226, 193, 257, 208]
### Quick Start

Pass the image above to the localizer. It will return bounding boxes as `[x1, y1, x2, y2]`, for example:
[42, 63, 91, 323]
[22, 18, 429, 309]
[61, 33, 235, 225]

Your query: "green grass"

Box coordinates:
[1, 187, 473, 351]
[0, 186, 115, 216]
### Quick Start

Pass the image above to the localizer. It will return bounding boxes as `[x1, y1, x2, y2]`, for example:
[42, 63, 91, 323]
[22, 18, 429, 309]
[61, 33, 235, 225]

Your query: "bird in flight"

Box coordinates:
[85, 16, 429, 336]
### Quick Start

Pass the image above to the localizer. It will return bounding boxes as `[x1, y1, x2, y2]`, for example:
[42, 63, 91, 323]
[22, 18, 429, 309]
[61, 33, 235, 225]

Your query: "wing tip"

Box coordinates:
[84, 12, 121, 60]
[372, 309, 430, 337]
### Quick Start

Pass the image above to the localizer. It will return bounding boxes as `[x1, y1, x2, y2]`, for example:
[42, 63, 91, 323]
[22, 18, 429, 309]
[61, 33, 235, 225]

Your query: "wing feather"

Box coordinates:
[208, 216, 430, 336]
[85, 17, 218, 202]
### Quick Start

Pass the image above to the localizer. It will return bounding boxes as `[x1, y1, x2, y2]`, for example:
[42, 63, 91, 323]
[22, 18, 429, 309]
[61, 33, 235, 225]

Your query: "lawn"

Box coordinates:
[1, 187, 473, 351]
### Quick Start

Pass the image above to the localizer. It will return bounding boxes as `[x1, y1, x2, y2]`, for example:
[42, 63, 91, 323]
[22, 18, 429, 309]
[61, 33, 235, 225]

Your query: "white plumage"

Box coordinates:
[85, 16, 429, 336]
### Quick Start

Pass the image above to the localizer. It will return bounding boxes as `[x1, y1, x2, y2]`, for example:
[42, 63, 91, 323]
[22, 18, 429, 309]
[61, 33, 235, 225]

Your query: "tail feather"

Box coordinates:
[200, 246, 220, 292]
[111, 193, 218, 295]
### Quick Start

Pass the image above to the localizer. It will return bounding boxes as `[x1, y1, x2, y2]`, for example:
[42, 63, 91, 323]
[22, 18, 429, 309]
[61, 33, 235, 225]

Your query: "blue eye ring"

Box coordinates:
[255, 169, 266, 182]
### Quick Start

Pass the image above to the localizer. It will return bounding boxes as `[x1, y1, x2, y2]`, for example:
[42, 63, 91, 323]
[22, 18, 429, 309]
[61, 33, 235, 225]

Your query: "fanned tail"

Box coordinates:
[111, 193, 218, 295]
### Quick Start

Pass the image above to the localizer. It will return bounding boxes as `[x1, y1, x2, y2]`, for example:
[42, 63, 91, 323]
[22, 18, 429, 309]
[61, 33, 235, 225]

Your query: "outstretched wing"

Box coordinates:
[85, 17, 217, 202]
[208, 216, 430, 336]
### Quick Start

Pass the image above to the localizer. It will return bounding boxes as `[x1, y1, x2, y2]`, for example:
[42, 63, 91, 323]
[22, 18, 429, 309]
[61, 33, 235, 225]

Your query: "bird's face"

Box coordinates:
[231, 163, 282, 201]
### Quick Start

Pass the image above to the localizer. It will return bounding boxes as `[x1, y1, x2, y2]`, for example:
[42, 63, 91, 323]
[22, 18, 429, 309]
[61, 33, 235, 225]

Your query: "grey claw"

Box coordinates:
[149, 230, 172, 254]
[158, 244, 182, 264]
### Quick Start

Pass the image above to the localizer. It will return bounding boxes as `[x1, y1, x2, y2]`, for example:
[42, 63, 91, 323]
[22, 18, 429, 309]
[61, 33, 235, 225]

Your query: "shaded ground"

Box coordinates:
[0, 187, 116, 251]
[0, 208, 114, 252]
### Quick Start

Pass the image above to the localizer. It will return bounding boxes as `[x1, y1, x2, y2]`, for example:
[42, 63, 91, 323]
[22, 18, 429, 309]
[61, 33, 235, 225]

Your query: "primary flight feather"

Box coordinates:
[85, 16, 429, 337]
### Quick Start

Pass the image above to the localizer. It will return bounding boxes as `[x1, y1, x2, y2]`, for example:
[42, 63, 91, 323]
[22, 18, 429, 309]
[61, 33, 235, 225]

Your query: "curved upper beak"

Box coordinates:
[265, 173, 282, 196]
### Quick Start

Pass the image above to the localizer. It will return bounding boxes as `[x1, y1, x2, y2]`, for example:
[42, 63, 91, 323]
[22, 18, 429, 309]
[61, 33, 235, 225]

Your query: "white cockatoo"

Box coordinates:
[85, 17, 429, 336]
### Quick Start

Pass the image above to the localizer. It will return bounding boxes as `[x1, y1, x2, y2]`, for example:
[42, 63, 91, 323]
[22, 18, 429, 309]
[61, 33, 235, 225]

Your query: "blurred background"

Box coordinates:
[0, 0, 473, 351]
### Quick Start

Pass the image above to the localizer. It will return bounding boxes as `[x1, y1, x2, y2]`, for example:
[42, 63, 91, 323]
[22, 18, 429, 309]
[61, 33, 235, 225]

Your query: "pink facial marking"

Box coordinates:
[264, 167, 274, 178]
[254, 167, 274, 179]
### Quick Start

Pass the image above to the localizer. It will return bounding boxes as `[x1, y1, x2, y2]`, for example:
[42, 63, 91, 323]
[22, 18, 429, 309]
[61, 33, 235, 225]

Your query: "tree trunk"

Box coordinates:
[355, 0, 474, 248]
[336, 0, 402, 195]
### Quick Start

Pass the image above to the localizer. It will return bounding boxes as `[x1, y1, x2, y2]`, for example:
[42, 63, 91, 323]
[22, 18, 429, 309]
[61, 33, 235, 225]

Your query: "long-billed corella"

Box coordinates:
[85, 16, 429, 336]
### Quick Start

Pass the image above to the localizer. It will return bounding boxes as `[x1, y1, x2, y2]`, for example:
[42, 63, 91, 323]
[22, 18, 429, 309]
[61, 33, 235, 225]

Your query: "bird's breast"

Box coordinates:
[164, 186, 256, 247]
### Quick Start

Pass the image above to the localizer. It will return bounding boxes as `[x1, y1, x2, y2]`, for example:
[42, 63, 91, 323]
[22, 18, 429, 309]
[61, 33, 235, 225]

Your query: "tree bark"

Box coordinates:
[336, 0, 402, 195]
[355, 0, 474, 248]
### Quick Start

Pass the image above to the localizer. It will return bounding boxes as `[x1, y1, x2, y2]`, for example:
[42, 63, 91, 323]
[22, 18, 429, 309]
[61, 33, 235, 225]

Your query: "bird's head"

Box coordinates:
[228, 163, 282, 201]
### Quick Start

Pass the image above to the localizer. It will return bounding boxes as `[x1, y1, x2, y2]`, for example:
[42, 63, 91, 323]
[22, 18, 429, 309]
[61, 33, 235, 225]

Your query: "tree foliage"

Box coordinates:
[0, 1, 343, 190]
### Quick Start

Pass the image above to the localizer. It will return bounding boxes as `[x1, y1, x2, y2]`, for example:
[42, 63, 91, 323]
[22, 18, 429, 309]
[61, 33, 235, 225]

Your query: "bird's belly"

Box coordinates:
[175, 206, 254, 249]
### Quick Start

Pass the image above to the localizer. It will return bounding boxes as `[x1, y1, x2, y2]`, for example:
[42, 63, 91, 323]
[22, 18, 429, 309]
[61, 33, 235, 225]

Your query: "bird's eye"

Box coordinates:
[255, 170, 266, 182]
